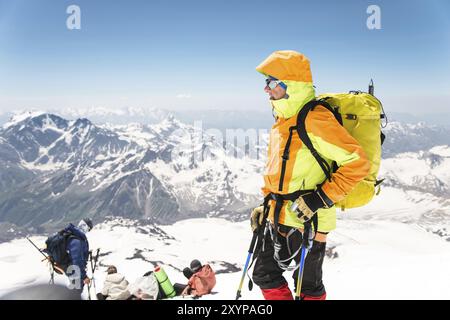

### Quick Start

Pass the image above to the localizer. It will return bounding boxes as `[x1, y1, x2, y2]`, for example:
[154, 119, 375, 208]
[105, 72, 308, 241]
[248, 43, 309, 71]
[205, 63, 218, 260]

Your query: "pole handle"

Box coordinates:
[248, 232, 258, 253]
[302, 221, 313, 249]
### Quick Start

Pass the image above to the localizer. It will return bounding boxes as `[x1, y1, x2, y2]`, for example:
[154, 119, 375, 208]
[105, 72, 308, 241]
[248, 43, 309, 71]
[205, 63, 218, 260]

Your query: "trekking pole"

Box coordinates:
[235, 200, 269, 300]
[235, 231, 258, 300]
[86, 251, 93, 300]
[26, 237, 48, 260]
[50, 268, 54, 285]
[87, 249, 100, 300]
[91, 249, 100, 293]
[294, 222, 312, 300]
[87, 283, 91, 300]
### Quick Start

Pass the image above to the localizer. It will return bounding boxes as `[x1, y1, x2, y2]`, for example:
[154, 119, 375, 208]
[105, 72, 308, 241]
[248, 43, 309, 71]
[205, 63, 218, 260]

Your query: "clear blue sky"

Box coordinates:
[0, 0, 449, 114]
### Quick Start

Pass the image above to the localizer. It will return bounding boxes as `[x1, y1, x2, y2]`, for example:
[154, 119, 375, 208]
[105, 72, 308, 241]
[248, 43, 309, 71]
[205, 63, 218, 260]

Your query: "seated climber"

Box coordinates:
[180, 259, 216, 298]
[97, 265, 131, 300]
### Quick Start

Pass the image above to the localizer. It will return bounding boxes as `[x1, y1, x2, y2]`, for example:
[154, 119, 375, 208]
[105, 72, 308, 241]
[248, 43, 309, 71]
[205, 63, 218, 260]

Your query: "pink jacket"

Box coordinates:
[188, 264, 216, 297]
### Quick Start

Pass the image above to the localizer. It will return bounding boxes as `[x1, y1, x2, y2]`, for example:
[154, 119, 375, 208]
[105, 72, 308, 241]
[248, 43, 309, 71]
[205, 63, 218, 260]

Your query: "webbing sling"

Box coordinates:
[270, 192, 318, 271]
[248, 189, 321, 286]
[249, 190, 315, 267]
[270, 192, 319, 241]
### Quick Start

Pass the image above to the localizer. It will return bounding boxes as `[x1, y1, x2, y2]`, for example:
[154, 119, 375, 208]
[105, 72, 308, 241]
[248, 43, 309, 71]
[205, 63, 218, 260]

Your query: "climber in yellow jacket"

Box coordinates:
[250, 50, 370, 300]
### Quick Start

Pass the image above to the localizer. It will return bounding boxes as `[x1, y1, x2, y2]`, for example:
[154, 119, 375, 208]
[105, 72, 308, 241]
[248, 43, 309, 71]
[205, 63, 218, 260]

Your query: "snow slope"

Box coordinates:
[1, 198, 450, 300]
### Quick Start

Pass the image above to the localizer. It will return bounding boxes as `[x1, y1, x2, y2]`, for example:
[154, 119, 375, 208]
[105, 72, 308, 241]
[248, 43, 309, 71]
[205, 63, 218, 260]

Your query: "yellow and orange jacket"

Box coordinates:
[257, 51, 370, 232]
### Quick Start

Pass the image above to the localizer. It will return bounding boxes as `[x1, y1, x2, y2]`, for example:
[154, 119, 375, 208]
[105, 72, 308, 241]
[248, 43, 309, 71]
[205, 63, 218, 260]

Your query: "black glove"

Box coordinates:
[290, 187, 334, 223]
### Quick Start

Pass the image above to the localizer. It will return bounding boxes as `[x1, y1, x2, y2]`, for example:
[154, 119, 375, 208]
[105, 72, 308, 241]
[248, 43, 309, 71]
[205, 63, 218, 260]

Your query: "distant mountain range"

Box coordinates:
[0, 110, 449, 241]
[0, 112, 263, 238]
[2, 108, 449, 130]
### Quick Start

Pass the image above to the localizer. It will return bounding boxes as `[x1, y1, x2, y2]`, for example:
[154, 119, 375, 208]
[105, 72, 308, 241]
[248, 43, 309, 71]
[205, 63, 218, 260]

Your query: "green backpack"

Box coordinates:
[297, 81, 387, 210]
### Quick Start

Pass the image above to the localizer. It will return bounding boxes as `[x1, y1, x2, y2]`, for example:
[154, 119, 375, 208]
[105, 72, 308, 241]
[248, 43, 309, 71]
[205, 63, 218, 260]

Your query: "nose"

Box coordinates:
[264, 86, 271, 93]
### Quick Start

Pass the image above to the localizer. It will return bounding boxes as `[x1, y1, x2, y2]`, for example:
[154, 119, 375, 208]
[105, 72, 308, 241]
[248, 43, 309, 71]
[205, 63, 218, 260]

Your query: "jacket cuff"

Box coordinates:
[316, 186, 334, 208]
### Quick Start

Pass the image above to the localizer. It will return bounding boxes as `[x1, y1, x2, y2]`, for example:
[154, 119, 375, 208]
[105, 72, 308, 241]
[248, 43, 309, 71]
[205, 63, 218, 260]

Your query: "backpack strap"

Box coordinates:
[61, 230, 81, 247]
[60, 229, 86, 271]
[296, 99, 342, 182]
[278, 126, 296, 192]
[279, 99, 341, 191]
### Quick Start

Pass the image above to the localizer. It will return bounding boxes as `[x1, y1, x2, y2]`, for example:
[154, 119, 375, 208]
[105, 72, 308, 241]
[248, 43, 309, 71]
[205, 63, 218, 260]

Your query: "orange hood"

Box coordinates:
[256, 50, 313, 82]
[256, 50, 315, 119]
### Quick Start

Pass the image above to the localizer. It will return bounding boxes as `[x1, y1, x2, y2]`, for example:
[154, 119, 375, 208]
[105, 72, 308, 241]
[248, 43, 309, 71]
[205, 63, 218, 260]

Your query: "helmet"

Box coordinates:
[83, 218, 93, 231]
[77, 218, 93, 233]
[190, 259, 202, 273]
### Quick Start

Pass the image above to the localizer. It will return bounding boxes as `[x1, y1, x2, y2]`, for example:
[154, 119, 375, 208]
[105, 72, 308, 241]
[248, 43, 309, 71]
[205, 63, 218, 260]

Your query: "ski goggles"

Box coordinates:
[265, 78, 287, 90]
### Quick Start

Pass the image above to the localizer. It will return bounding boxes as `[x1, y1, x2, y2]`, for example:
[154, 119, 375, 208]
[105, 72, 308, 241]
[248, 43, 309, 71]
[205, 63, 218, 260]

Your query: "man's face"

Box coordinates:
[264, 80, 287, 100]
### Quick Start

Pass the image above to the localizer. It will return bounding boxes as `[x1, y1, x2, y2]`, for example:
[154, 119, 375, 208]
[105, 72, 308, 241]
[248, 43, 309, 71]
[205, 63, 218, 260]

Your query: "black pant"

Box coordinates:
[173, 283, 189, 296]
[96, 293, 107, 300]
[252, 225, 326, 297]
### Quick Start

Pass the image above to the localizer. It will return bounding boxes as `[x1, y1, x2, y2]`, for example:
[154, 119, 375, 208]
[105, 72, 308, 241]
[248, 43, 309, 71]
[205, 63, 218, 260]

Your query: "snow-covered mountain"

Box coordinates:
[1, 112, 450, 299]
[0, 111, 449, 242]
[0, 112, 263, 238]
[382, 146, 450, 197]
[0, 108, 172, 127]
[2, 108, 450, 130]
[0, 107, 274, 130]
[382, 121, 450, 158]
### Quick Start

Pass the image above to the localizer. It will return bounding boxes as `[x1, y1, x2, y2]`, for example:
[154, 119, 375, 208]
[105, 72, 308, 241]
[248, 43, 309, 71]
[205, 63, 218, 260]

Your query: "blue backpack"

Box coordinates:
[44, 229, 81, 272]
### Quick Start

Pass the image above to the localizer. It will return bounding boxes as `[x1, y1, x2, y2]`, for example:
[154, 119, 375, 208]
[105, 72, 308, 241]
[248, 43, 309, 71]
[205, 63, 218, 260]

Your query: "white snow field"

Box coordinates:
[1, 186, 450, 300]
